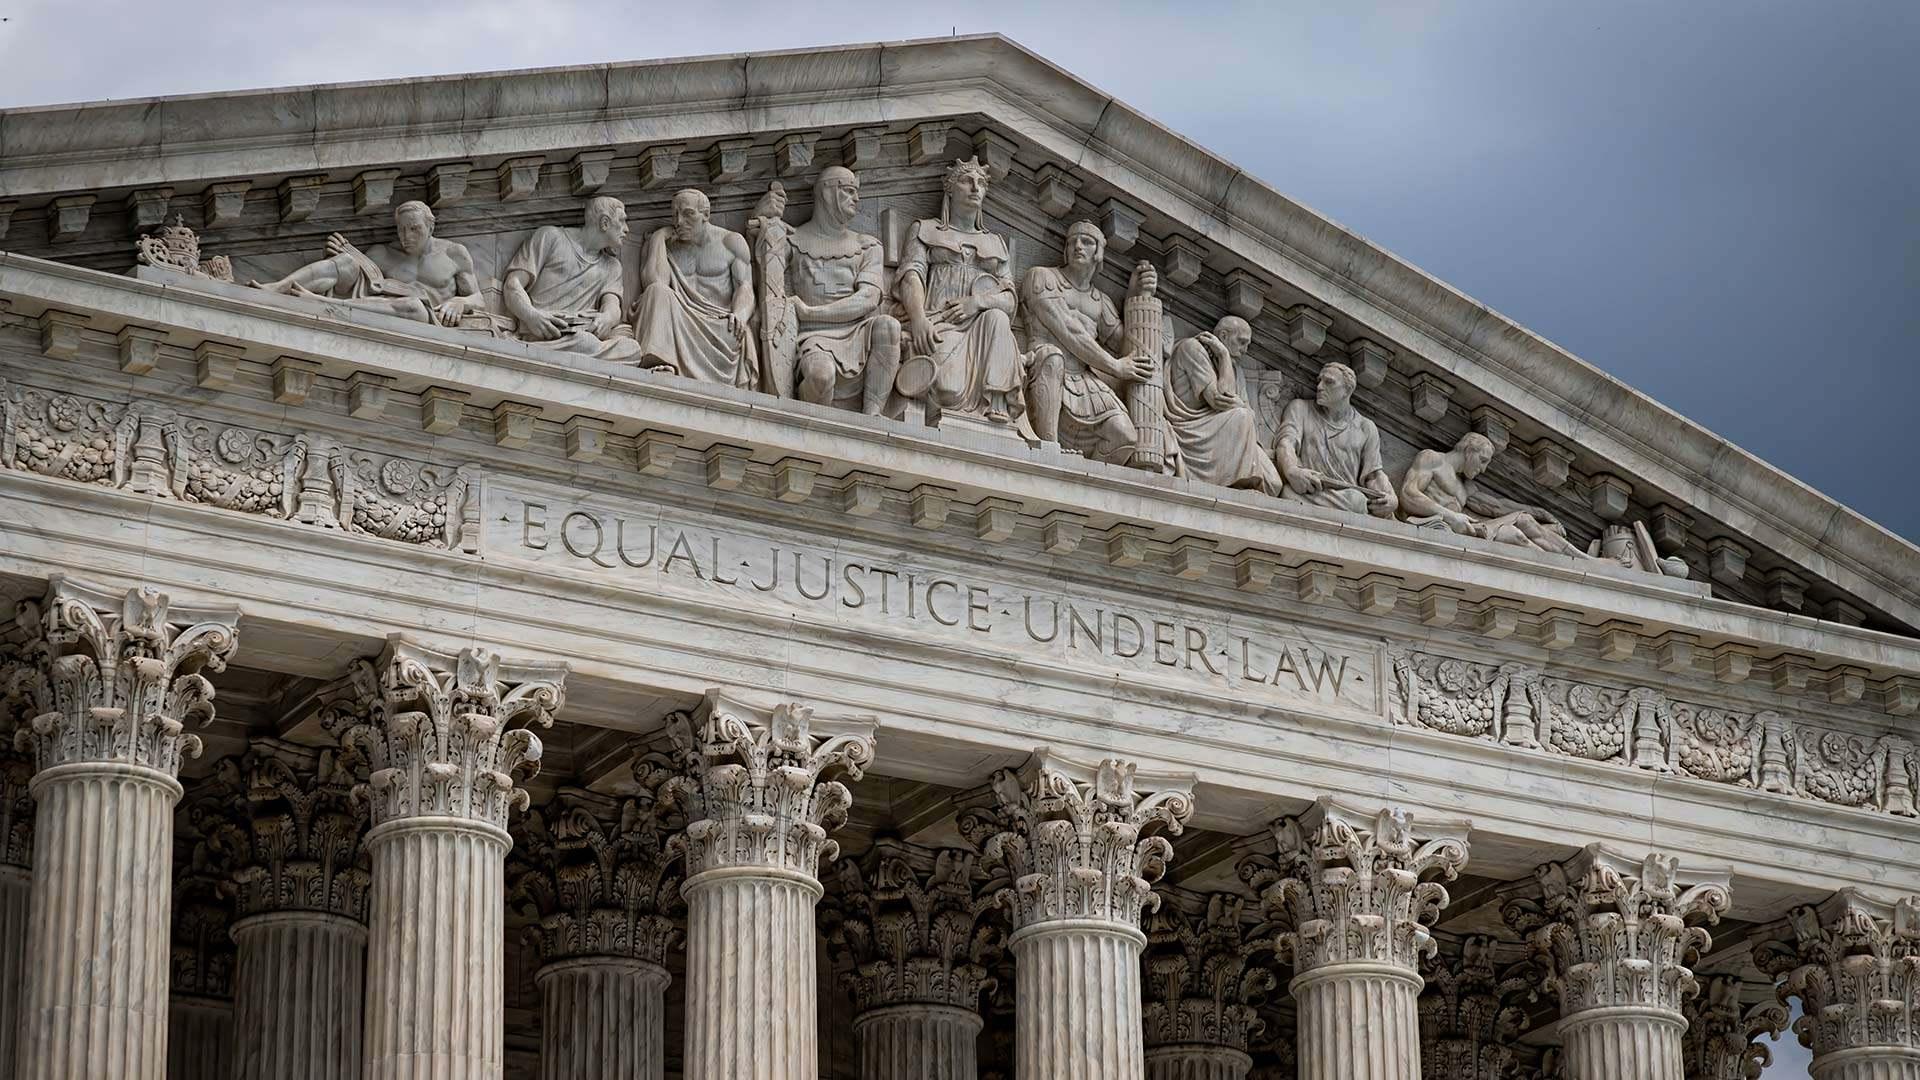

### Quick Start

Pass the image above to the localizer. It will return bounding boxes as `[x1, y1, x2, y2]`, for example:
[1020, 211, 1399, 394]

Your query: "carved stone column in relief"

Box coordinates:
[959, 753, 1196, 1080]
[331, 640, 566, 1080]
[1502, 846, 1731, 1080]
[1140, 891, 1275, 1080]
[509, 773, 684, 1080]
[2, 577, 239, 1080]
[663, 690, 876, 1080]
[1416, 934, 1543, 1080]
[1755, 888, 1920, 1080]
[226, 737, 374, 1080]
[169, 782, 243, 1080]
[1238, 800, 1470, 1080]
[1680, 975, 1787, 1080]
[821, 838, 1001, 1080]
[0, 717, 34, 1078]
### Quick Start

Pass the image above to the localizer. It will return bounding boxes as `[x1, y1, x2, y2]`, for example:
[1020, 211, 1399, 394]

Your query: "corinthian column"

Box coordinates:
[1501, 846, 1731, 1080]
[333, 640, 567, 1080]
[665, 689, 876, 1080]
[1680, 975, 1787, 1080]
[1139, 891, 1274, 1080]
[1238, 800, 1470, 1080]
[1417, 934, 1542, 1080]
[226, 737, 373, 1080]
[0, 745, 33, 1077]
[822, 839, 999, 1080]
[509, 776, 682, 1080]
[1756, 888, 1920, 1080]
[959, 753, 1196, 1080]
[4, 577, 240, 1080]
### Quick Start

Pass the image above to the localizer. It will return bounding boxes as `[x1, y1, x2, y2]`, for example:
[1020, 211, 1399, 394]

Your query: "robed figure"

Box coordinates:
[1164, 315, 1280, 492]
[633, 188, 757, 388]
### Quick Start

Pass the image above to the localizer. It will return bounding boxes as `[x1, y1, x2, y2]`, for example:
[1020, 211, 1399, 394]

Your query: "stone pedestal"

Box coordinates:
[853, 1004, 983, 1080]
[960, 753, 1195, 1080]
[231, 911, 369, 1080]
[1503, 846, 1731, 1080]
[666, 691, 875, 1080]
[1240, 800, 1469, 1080]
[535, 957, 669, 1080]
[1758, 889, 1920, 1080]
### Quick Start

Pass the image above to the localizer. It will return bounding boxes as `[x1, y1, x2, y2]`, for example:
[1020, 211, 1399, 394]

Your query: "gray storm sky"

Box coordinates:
[8, 1, 1906, 1070]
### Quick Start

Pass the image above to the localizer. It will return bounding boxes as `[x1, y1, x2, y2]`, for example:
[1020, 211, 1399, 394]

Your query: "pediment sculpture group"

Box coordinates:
[248, 158, 1682, 576]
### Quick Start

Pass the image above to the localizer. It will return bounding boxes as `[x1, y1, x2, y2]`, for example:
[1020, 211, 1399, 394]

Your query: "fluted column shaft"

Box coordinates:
[364, 817, 508, 1080]
[683, 866, 822, 1080]
[854, 1003, 982, 1080]
[1145, 1045, 1252, 1080]
[1013, 919, 1148, 1080]
[1564, 1006, 1685, 1080]
[16, 763, 180, 1080]
[1808, 1048, 1920, 1080]
[232, 911, 368, 1080]
[1293, 963, 1422, 1080]
[0, 864, 30, 1078]
[536, 956, 669, 1080]
[168, 995, 234, 1080]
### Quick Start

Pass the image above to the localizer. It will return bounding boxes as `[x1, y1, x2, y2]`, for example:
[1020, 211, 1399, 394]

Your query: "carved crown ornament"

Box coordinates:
[659, 689, 876, 880]
[1754, 887, 1920, 1058]
[1140, 890, 1276, 1052]
[325, 638, 566, 833]
[220, 737, 373, 922]
[1681, 974, 1788, 1080]
[1, 575, 240, 779]
[957, 751, 1196, 932]
[1416, 933, 1547, 1080]
[820, 838, 1003, 1013]
[1236, 799, 1470, 975]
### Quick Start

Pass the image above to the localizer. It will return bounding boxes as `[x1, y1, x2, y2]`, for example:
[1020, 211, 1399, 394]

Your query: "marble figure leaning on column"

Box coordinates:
[1164, 315, 1281, 492]
[1274, 361, 1397, 518]
[893, 157, 1023, 425]
[632, 188, 757, 389]
[1020, 220, 1158, 464]
[501, 195, 641, 361]
[756, 168, 903, 413]
[253, 200, 486, 327]
[1399, 431, 1594, 558]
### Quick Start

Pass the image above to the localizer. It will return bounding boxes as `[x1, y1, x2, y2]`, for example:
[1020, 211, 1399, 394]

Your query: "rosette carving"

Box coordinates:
[1238, 800, 1469, 974]
[1501, 846, 1730, 1015]
[1680, 975, 1787, 1080]
[822, 838, 1002, 1012]
[660, 689, 875, 879]
[510, 771, 685, 966]
[1755, 888, 1920, 1058]
[1141, 890, 1275, 1052]
[959, 752, 1195, 930]
[229, 738, 371, 920]
[3, 576, 239, 777]
[329, 639, 566, 831]
[1417, 934, 1543, 1080]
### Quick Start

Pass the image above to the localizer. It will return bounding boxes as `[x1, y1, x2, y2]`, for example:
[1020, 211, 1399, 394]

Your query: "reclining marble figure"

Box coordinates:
[1399, 431, 1591, 557]
[894, 158, 1022, 425]
[253, 200, 484, 327]
[1164, 316, 1280, 492]
[756, 168, 902, 413]
[1021, 220, 1157, 463]
[501, 196, 641, 361]
[1274, 361, 1398, 518]
[633, 188, 757, 388]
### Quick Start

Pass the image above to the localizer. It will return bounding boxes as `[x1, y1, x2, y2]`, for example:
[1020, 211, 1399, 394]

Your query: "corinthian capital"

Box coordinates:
[1681, 975, 1788, 1080]
[1755, 887, 1920, 1058]
[959, 751, 1195, 931]
[510, 769, 684, 966]
[661, 689, 875, 879]
[1238, 799, 1470, 973]
[4, 576, 239, 778]
[1501, 845, 1731, 1015]
[329, 638, 565, 831]
[1417, 933, 1544, 1080]
[1141, 889, 1275, 1053]
[229, 737, 371, 921]
[822, 838, 1002, 1012]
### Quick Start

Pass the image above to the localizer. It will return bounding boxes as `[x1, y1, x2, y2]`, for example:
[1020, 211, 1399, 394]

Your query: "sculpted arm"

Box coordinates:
[1464, 485, 1559, 526]
[440, 244, 485, 322]
[1358, 425, 1399, 517]
[1273, 401, 1319, 494]
[725, 231, 756, 330]
[639, 228, 672, 292]
[1023, 271, 1135, 382]
[797, 242, 883, 324]
[503, 269, 562, 341]
[1400, 451, 1477, 533]
[897, 230, 937, 356]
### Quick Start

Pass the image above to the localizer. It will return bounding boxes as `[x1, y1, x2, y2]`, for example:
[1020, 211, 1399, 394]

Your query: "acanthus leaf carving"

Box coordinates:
[820, 838, 1002, 1013]
[1417, 933, 1545, 1080]
[229, 737, 372, 922]
[1681, 974, 1787, 1080]
[1755, 888, 1920, 1059]
[1141, 889, 1274, 1053]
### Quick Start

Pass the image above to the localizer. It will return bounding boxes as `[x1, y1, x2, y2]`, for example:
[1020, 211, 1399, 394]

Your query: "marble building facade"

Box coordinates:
[0, 34, 1916, 1080]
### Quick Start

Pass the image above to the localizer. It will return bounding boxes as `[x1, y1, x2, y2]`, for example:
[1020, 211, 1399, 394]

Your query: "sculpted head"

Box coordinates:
[1213, 315, 1253, 356]
[942, 157, 992, 216]
[392, 201, 435, 256]
[1456, 431, 1497, 478]
[583, 196, 629, 256]
[1062, 220, 1105, 273]
[671, 188, 712, 243]
[815, 166, 860, 227]
[1314, 362, 1358, 409]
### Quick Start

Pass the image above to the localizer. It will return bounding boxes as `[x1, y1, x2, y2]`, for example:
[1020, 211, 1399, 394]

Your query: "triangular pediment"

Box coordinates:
[0, 34, 1913, 637]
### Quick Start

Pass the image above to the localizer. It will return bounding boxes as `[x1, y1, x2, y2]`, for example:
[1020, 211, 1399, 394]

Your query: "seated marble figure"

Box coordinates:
[632, 188, 757, 389]
[253, 201, 484, 326]
[1164, 316, 1280, 493]
[1273, 361, 1397, 518]
[501, 196, 641, 361]
[1020, 220, 1157, 464]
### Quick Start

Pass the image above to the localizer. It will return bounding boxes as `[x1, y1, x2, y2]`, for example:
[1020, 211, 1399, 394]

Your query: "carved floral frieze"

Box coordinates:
[1388, 646, 1918, 818]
